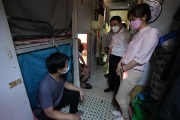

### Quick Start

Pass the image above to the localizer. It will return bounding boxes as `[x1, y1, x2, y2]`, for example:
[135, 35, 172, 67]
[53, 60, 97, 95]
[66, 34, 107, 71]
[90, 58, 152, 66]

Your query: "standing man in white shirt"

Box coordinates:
[104, 15, 132, 106]
[104, 23, 128, 78]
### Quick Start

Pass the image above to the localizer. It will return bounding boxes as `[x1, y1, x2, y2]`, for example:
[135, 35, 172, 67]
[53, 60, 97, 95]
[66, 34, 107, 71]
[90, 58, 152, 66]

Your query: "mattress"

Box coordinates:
[14, 36, 70, 46]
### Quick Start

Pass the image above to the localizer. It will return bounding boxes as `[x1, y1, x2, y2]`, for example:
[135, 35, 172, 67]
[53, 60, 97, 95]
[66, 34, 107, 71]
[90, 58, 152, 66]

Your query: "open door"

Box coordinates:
[78, 34, 88, 65]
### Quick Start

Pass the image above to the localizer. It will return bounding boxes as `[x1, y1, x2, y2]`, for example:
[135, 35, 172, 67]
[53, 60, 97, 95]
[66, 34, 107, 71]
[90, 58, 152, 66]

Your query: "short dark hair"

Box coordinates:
[79, 44, 84, 53]
[110, 16, 122, 23]
[128, 3, 151, 22]
[46, 52, 68, 74]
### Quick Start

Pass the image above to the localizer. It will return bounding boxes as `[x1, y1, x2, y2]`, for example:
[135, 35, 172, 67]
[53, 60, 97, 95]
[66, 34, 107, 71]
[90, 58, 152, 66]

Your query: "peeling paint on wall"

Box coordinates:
[9, 79, 22, 88]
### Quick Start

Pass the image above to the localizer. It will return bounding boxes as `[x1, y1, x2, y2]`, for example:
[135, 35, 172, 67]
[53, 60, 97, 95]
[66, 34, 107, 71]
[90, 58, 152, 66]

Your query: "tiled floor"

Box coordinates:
[62, 64, 119, 120]
[83, 64, 113, 102]
[61, 95, 116, 120]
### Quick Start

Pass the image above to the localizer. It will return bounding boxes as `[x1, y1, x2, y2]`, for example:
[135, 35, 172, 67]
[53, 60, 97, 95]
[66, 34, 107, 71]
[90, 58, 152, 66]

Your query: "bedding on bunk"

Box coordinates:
[13, 36, 71, 46]
[2, 0, 73, 36]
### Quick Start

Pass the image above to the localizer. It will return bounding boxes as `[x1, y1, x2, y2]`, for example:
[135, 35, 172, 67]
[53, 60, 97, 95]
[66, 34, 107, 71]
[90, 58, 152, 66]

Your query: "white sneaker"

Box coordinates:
[112, 110, 122, 117]
[116, 116, 124, 120]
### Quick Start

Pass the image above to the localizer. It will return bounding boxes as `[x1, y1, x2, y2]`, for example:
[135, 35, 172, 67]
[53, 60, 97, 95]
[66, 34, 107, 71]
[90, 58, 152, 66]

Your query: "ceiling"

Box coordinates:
[104, 0, 131, 10]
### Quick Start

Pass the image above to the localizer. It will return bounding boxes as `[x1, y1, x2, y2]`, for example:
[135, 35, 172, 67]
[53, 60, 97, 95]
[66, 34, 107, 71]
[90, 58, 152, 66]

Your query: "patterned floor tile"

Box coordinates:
[60, 95, 117, 120]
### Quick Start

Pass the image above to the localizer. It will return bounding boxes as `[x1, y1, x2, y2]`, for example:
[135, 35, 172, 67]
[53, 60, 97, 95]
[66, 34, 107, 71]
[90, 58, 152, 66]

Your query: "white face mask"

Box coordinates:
[111, 26, 120, 33]
[61, 66, 69, 74]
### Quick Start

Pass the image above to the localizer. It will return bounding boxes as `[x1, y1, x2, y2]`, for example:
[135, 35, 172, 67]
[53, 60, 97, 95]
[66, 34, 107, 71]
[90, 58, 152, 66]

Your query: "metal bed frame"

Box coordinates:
[7, 16, 72, 54]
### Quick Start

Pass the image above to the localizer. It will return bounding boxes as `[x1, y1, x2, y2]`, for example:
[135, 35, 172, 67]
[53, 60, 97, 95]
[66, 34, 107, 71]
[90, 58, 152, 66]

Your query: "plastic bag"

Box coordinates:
[131, 92, 156, 120]
[131, 97, 149, 120]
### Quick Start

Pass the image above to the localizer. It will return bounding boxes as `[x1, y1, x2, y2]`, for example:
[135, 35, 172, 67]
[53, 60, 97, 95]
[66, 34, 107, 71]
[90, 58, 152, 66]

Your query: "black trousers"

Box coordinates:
[38, 88, 80, 120]
[108, 54, 122, 94]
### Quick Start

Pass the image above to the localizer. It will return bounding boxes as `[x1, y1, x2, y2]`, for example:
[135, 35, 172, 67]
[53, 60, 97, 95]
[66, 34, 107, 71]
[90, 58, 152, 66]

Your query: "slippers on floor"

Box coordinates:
[85, 83, 91, 87]
[82, 83, 92, 89]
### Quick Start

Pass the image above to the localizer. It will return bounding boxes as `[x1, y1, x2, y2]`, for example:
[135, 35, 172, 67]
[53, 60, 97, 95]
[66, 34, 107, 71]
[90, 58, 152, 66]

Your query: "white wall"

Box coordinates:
[150, 0, 180, 36]
[0, 0, 33, 119]
[77, 0, 92, 33]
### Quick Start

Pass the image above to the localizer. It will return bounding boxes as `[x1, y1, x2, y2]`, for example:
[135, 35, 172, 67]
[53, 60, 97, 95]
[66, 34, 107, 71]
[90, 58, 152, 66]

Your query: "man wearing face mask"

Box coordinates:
[35, 52, 85, 120]
[104, 16, 132, 96]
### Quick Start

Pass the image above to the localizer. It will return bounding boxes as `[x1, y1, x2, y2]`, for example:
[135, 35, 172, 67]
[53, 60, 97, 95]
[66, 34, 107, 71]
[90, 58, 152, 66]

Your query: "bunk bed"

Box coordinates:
[2, 0, 74, 112]
[6, 16, 74, 110]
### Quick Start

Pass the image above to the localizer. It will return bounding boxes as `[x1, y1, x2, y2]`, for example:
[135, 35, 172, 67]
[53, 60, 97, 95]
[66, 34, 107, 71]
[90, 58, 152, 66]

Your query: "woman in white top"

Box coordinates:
[114, 3, 159, 120]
